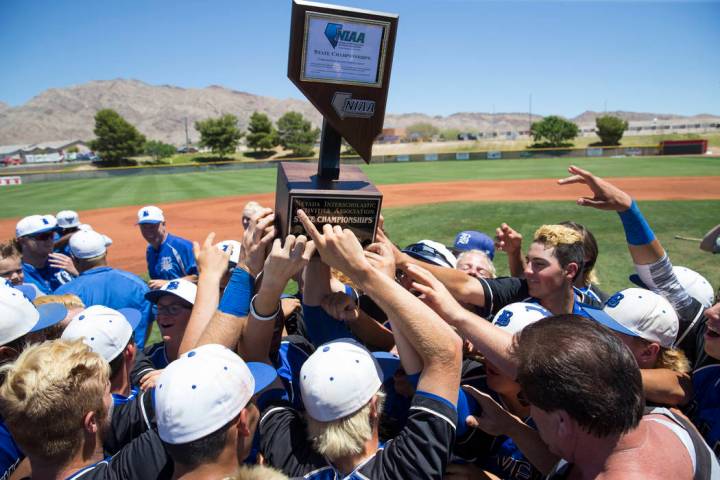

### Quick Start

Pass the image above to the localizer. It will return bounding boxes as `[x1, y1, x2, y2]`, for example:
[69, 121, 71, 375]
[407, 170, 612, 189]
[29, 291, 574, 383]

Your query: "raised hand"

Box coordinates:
[261, 235, 315, 296]
[374, 218, 405, 265]
[364, 242, 396, 279]
[321, 291, 359, 322]
[241, 208, 276, 277]
[193, 232, 231, 281]
[48, 252, 78, 276]
[495, 223, 523, 254]
[403, 263, 468, 325]
[296, 209, 371, 282]
[558, 165, 633, 211]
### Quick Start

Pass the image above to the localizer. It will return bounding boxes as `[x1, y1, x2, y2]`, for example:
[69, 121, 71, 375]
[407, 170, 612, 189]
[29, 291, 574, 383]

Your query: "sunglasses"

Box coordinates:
[404, 243, 451, 267]
[29, 232, 54, 241]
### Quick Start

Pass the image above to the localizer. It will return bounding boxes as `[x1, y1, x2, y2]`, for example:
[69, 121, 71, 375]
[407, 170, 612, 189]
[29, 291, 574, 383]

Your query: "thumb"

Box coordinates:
[466, 415, 480, 429]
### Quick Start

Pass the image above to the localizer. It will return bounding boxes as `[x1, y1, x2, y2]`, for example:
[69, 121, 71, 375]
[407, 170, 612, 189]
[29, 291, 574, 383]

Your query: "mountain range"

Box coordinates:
[0, 79, 717, 145]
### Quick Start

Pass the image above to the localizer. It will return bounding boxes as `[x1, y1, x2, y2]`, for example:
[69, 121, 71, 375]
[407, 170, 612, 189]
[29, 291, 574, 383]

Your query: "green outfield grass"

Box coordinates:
[1, 155, 718, 219]
[145, 198, 719, 346]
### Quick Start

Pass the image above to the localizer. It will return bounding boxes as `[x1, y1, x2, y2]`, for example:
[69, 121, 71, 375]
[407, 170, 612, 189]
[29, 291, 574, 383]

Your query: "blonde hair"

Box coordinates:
[33, 294, 85, 309]
[655, 347, 690, 373]
[305, 391, 385, 461]
[0, 339, 109, 463]
[231, 465, 288, 480]
[533, 225, 583, 247]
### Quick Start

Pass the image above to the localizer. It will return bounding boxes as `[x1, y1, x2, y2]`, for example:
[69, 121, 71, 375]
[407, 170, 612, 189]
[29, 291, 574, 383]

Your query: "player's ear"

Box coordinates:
[84, 410, 98, 434]
[564, 262, 579, 282]
[237, 409, 252, 438]
[556, 410, 572, 439]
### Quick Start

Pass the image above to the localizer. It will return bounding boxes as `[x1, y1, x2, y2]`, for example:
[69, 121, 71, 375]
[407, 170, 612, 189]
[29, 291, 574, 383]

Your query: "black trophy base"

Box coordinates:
[275, 162, 383, 247]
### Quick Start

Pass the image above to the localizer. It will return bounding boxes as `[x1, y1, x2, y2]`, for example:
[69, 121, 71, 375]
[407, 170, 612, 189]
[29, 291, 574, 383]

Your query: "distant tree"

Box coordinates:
[342, 140, 358, 156]
[144, 140, 176, 162]
[440, 128, 462, 141]
[529, 115, 579, 148]
[406, 122, 439, 141]
[277, 112, 319, 157]
[246, 112, 279, 152]
[595, 115, 629, 146]
[90, 109, 146, 163]
[195, 114, 244, 158]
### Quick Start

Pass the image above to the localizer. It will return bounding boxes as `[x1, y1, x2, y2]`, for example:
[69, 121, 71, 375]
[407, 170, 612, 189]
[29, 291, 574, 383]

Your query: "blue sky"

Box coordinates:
[1, 0, 719, 117]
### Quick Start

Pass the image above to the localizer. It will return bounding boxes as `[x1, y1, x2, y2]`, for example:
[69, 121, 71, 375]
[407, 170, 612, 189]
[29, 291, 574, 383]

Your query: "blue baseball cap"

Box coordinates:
[29, 303, 69, 333]
[453, 231, 495, 260]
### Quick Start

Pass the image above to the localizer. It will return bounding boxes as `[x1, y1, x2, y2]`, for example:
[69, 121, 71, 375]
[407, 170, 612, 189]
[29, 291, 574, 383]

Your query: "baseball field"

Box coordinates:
[1, 155, 719, 295]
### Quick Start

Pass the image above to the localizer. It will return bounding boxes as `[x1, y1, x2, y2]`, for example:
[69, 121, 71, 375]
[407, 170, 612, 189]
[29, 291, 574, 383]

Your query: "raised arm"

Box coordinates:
[239, 235, 314, 364]
[364, 243, 421, 374]
[298, 210, 462, 405]
[403, 264, 517, 378]
[495, 223, 526, 277]
[192, 211, 276, 351]
[558, 165, 692, 311]
[178, 233, 228, 355]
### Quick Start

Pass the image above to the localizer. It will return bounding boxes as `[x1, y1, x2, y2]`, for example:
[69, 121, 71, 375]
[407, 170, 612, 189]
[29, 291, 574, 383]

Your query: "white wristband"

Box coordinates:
[250, 294, 280, 322]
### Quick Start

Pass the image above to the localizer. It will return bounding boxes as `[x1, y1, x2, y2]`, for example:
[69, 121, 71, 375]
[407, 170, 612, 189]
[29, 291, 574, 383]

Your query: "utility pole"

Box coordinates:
[184, 117, 190, 149]
[529, 93, 533, 137]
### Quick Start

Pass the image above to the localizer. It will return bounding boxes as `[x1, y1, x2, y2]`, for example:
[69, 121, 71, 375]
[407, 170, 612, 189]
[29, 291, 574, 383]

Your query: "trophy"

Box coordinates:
[274, 0, 398, 246]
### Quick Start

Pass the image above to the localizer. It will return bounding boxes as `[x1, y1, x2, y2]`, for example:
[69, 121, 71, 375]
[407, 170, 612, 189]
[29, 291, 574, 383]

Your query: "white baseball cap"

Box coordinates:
[15, 215, 57, 238]
[217, 240, 241, 266]
[673, 266, 714, 308]
[403, 239, 457, 268]
[69, 230, 109, 259]
[492, 302, 551, 334]
[584, 288, 678, 348]
[300, 339, 400, 422]
[155, 344, 277, 444]
[56, 210, 80, 229]
[145, 279, 197, 305]
[0, 284, 67, 346]
[137, 205, 165, 224]
[61, 305, 141, 361]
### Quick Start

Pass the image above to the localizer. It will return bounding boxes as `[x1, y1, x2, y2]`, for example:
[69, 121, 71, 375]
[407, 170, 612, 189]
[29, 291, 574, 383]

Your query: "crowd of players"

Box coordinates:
[0, 165, 719, 479]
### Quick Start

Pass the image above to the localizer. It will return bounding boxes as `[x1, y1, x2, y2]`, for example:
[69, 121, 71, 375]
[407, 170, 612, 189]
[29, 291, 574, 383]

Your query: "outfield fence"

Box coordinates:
[3, 144, 661, 184]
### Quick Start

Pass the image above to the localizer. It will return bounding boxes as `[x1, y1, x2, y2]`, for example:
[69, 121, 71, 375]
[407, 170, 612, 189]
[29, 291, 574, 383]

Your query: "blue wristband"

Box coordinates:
[618, 200, 656, 246]
[218, 268, 253, 317]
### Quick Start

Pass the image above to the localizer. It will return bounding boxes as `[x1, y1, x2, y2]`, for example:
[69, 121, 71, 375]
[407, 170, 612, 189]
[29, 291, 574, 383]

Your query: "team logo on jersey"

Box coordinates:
[606, 292, 624, 308]
[159, 257, 173, 272]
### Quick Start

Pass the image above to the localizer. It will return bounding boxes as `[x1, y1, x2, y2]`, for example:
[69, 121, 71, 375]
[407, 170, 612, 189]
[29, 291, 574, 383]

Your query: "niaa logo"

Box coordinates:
[324, 23, 365, 49]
